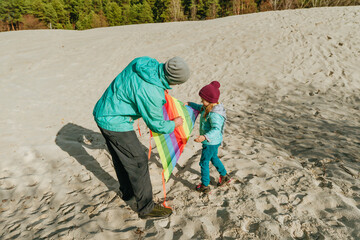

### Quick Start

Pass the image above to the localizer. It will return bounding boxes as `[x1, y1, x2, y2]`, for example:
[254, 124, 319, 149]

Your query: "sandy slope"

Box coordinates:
[0, 6, 359, 239]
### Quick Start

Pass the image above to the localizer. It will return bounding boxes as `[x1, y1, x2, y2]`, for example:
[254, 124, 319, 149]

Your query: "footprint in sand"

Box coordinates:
[241, 217, 260, 233]
[25, 177, 39, 187]
[0, 204, 10, 214]
[289, 220, 304, 238]
[0, 169, 13, 179]
[78, 172, 92, 183]
[40, 191, 54, 205]
[26, 213, 48, 231]
[26, 181, 39, 187]
[276, 214, 292, 226]
[59, 203, 75, 215]
[81, 203, 108, 218]
[0, 180, 16, 190]
[57, 214, 75, 225]
[7, 222, 21, 234]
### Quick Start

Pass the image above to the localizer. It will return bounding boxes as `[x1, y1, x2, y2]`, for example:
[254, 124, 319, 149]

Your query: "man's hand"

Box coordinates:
[194, 135, 206, 142]
[173, 116, 183, 128]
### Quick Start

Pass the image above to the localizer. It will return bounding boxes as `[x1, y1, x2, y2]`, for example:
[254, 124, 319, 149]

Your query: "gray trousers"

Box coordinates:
[99, 127, 154, 214]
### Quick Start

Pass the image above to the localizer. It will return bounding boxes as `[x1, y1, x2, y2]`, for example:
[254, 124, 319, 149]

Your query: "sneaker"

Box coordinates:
[195, 183, 210, 193]
[217, 174, 231, 186]
[138, 204, 172, 220]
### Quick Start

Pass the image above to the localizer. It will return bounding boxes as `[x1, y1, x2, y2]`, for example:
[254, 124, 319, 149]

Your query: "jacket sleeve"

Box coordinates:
[204, 113, 224, 142]
[135, 87, 175, 134]
[188, 102, 203, 111]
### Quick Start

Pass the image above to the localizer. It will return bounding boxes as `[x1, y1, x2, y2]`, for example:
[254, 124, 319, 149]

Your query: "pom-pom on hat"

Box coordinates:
[164, 56, 190, 85]
[199, 81, 221, 103]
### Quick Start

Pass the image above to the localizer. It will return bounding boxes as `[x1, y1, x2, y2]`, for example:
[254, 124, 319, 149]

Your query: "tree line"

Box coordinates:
[0, 0, 359, 31]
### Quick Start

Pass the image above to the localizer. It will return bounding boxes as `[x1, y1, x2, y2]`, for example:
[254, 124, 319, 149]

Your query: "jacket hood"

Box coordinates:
[211, 103, 227, 120]
[134, 57, 171, 90]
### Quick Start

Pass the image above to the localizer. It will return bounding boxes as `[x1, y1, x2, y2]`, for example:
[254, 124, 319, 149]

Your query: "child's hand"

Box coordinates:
[194, 135, 206, 142]
[183, 102, 189, 106]
[173, 116, 183, 128]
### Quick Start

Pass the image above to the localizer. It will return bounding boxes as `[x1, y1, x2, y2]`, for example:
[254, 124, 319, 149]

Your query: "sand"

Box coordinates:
[0, 6, 359, 239]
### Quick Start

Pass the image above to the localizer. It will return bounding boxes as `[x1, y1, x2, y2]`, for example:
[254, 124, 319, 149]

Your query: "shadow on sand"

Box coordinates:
[55, 123, 118, 191]
[55, 123, 201, 195]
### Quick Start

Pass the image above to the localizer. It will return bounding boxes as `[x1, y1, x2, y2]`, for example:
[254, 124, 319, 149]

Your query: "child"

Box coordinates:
[187, 81, 230, 193]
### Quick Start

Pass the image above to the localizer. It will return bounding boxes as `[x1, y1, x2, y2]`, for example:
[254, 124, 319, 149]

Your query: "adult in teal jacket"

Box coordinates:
[93, 56, 190, 219]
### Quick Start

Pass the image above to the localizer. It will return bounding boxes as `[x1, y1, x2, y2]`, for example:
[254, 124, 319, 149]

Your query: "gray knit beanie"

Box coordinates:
[164, 57, 190, 85]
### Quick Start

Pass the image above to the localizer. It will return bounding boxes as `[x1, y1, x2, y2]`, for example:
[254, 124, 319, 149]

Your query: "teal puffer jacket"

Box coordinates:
[188, 102, 227, 145]
[93, 57, 175, 134]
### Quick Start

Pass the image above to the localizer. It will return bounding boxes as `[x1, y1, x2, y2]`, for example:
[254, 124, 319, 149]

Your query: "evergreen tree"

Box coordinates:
[75, 11, 92, 29]
[189, 0, 197, 20]
[205, 0, 219, 19]
[64, 0, 83, 26]
[182, 0, 192, 19]
[121, 3, 132, 25]
[218, 0, 232, 17]
[30, 0, 45, 19]
[93, 0, 104, 11]
[91, 10, 108, 28]
[51, 0, 69, 28]
[195, 0, 206, 19]
[104, 2, 122, 26]
[129, 0, 153, 24]
[153, 0, 168, 22]
[43, 2, 58, 28]
[0, 0, 27, 30]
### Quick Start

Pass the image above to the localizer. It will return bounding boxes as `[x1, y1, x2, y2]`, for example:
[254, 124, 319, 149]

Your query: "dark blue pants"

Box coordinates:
[199, 144, 227, 186]
[99, 127, 154, 215]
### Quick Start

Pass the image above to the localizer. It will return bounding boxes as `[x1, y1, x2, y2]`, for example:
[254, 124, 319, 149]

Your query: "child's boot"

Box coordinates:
[217, 174, 231, 186]
[195, 183, 210, 193]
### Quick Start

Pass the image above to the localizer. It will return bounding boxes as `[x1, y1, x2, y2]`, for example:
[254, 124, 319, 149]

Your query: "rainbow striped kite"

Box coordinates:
[151, 92, 199, 182]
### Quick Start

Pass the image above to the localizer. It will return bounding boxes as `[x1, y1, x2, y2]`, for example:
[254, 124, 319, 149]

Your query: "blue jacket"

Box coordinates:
[188, 102, 226, 145]
[93, 57, 175, 134]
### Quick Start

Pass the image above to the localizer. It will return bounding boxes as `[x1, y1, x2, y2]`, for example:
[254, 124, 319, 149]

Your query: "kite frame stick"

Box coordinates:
[162, 170, 172, 209]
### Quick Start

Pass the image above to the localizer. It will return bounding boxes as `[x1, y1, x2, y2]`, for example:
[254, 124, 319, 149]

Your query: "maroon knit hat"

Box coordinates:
[199, 81, 221, 103]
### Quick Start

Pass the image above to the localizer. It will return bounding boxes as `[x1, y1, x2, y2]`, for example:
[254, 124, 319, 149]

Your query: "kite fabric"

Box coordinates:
[151, 92, 199, 182]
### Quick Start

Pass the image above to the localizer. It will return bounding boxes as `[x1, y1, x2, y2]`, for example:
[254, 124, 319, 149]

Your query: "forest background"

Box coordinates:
[0, 0, 359, 31]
